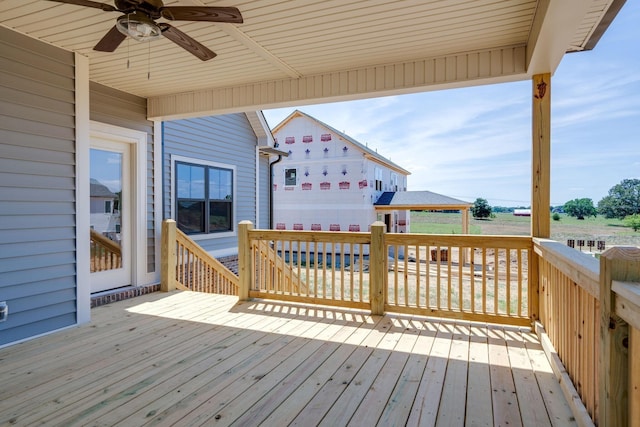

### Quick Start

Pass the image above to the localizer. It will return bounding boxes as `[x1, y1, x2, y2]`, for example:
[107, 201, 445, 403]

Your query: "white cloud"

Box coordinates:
[264, 2, 640, 207]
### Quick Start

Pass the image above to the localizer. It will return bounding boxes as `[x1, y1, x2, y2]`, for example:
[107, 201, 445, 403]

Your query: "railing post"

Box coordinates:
[369, 221, 386, 315]
[238, 220, 254, 301]
[599, 246, 640, 426]
[161, 219, 177, 292]
[529, 241, 539, 330]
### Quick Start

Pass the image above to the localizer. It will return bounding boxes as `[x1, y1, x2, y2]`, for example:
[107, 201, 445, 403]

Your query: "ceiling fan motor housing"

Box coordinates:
[114, 0, 164, 19]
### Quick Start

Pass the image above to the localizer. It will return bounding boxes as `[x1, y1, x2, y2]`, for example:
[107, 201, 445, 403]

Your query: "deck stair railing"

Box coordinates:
[252, 239, 308, 296]
[161, 220, 239, 295]
[90, 228, 121, 272]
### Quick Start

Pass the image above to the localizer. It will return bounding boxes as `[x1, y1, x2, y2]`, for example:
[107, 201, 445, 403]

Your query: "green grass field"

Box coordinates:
[410, 211, 639, 247]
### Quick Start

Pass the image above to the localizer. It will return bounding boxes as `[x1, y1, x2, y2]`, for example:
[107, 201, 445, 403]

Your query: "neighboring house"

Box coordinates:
[163, 112, 277, 261]
[271, 110, 410, 233]
[0, 27, 279, 347]
[90, 178, 120, 241]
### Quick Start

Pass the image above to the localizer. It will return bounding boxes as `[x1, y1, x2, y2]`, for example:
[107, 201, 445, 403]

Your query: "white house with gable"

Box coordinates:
[271, 110, 410, 233]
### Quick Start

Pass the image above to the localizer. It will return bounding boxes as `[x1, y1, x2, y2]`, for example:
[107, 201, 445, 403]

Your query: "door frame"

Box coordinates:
[89, 140, 133, 292]
[77, 121, 148, 303]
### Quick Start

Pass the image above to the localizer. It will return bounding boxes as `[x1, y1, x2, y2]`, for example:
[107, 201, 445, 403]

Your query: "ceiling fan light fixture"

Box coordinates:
[116, 12, 162, 42]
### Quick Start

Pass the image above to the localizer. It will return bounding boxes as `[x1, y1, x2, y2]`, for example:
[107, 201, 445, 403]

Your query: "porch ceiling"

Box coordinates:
[0, 0, 624, 120]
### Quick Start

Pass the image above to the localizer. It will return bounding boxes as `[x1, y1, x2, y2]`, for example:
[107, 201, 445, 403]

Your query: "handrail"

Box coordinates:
[612, 280, 640, 330]
[160, 220, 239, 295]
[533, 238, 599, 298]
[252, 239, 307, 295]
[386, 233, 532, 326]
[534, 238, 600, 423]
[175, 228, 239, 295]
[90, 229, 121, 254]
[90, 228, 122, 272]
[241, 224, 532, 323]
[244, 226, 373, 310]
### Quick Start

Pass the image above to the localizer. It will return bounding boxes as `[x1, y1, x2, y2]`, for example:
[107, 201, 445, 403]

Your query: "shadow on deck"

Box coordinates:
[0, 291, 577, 426]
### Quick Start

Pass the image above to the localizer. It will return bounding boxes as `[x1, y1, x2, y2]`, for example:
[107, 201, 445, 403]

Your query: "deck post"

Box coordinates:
[531, 73, 551, 239]
[598, 246, 640, 426]
[238, 220, 254, 301]
[369, 221, 386, 315]
[161, 219, 177, 292]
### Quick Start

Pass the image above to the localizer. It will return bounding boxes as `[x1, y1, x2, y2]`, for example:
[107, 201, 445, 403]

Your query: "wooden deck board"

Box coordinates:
[0, 291, 578, 427]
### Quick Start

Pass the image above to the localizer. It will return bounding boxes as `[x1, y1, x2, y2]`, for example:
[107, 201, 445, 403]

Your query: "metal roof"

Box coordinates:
[374, 191, 471, 209]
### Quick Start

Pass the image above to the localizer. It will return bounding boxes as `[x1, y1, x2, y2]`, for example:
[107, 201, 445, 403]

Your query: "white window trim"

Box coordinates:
[170, 154, 237, 240]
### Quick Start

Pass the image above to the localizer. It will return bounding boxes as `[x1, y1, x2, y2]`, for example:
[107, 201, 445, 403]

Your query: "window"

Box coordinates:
[175, 161, 233, 234]
[285, 168, 297, 186]
[375, 167, 383, 191]
[104, 200, 112, 213]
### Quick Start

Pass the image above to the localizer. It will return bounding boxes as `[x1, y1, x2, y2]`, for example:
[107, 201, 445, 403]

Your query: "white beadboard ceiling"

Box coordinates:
[0, 0, 625, 119]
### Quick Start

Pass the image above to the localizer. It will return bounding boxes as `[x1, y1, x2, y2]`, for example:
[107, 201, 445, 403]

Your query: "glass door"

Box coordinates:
[90, 141, 131, 293]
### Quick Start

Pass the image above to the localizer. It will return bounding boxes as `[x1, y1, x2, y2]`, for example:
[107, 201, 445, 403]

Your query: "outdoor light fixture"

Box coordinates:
[116, 12, 162, 42]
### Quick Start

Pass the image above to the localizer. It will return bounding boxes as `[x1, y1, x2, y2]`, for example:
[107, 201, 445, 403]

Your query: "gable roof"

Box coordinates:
[90, 179, 116, 198]
[272, 110, 410, 175]
[374, 191, 471, 210]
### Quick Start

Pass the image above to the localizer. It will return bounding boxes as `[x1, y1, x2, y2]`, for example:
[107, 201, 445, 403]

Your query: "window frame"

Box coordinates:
[284, 167, 298, 186]
[171, 155, 237, 239]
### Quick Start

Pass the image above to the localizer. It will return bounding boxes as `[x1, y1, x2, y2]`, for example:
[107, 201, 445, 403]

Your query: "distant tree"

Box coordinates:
[624, 214, 640, 232]
[564, 198, 597, 220]
[471, 198, 492, 219]
[598, 179, 640, 219]
[492, 206, 513, 213]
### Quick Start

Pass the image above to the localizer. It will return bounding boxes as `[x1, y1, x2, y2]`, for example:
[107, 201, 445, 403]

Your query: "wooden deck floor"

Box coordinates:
[0, 291, 577, 427]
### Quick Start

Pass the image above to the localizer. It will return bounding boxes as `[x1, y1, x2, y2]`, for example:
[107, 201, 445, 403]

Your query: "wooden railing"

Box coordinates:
[238, 221, 532, 324]
[161, 220, 239, 295]
[386, 234, 532, 326]
[90, 229, 121, 272]
[159, 219, 639, 427]
[535, 239, 600, 424]
[253, 239, 308, 296]
[244, 224, 373, 310]
[535, 241, 640, 427]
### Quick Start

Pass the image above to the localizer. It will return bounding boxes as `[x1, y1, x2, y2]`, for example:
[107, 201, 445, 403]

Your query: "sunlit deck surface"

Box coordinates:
[0, 291, 577, 426]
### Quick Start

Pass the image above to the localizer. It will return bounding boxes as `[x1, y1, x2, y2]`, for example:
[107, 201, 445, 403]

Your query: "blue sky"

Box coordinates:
[263, 2, 639, 207]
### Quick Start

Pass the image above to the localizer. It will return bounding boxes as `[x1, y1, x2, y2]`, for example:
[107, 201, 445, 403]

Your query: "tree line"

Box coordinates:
[470, 179, 640, 231]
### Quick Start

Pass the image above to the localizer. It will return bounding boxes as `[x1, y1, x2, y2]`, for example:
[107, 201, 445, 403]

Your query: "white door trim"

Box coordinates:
[89, 121, 148, 289]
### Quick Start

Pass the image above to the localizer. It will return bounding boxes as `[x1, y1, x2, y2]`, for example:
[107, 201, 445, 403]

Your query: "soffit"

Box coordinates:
[0, 0, 624, 118]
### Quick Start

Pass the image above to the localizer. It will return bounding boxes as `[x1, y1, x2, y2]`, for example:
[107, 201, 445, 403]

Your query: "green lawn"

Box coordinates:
[410, 211, 639, 246]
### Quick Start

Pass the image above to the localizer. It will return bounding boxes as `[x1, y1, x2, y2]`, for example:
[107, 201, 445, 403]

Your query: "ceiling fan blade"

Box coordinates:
[160, 6, 243, 23]
[159, 23, 216, 61]
[45, 0, 118, 12]
[94, 26, 127, 52]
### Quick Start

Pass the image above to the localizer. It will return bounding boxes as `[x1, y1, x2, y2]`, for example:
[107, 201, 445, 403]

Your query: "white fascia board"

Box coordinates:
[148, 47, 527, 121]
[526, 0, 590, 75]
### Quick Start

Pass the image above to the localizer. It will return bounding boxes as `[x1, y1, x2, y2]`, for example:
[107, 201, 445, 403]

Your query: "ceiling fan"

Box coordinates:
[46, 0, 243, 60]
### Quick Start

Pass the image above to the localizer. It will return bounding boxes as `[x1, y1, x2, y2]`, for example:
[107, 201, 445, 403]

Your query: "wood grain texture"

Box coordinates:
[0, 291, 575, 426]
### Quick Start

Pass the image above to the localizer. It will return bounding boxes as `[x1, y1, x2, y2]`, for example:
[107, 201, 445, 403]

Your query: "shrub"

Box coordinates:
[552, 212, 561, 221]
[624, 214, 640, 232]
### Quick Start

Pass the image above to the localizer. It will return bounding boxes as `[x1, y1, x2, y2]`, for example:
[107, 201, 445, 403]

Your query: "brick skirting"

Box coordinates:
[90, 255, 238, 308]
[91, 283, 160, 308]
